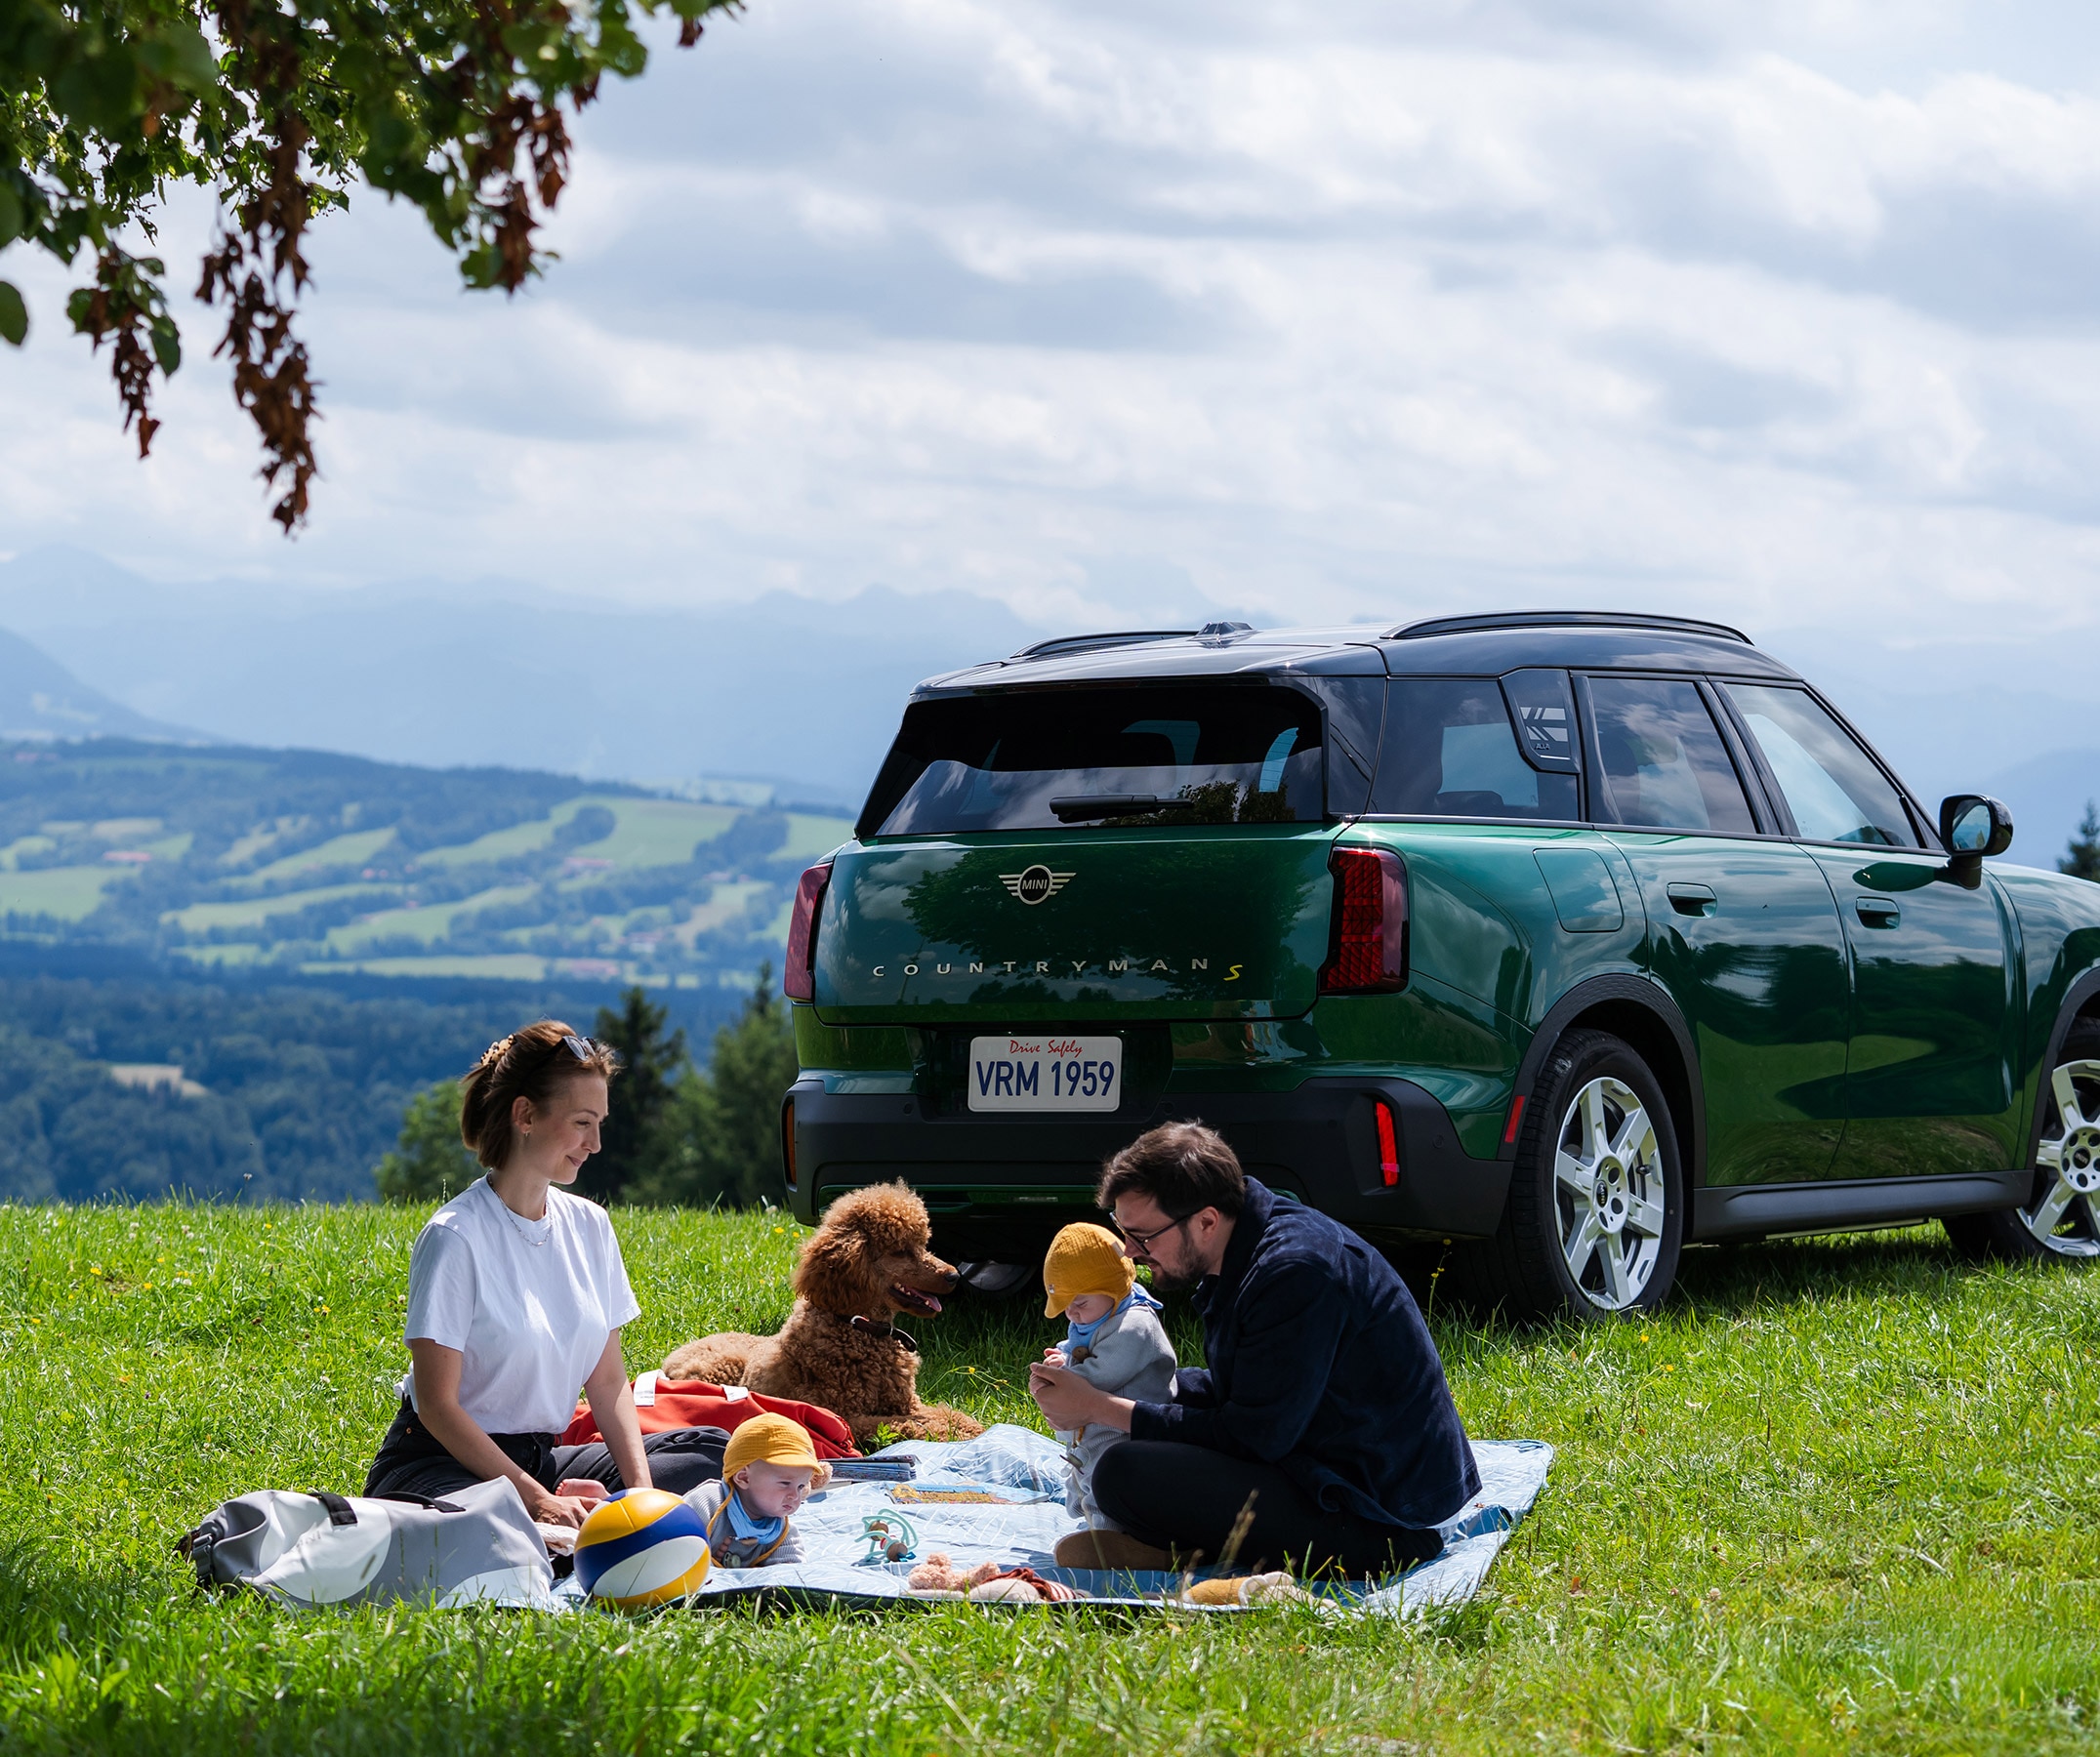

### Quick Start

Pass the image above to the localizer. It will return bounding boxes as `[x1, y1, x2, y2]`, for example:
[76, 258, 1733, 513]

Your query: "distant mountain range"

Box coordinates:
[0, 547, 1046, 808]
[0, 623, 202, 744]
[0, 544, 2094, 866]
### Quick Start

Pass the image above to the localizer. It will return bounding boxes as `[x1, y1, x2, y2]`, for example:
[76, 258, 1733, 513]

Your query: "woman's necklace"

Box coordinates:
[492, 1180, 554, 1246]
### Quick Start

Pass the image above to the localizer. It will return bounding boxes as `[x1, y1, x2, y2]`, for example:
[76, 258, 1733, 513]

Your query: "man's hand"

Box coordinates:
[1029, 1362, 1134, 1435]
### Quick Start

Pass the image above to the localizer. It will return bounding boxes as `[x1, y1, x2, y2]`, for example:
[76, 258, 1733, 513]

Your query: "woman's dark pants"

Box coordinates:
[362, 1401, 727, 1501]
[1090, 1440, 1444, 1578]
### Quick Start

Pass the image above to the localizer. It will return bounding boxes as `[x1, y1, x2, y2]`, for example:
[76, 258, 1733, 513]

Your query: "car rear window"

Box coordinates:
[858, 686, 1328, 837]
[1371, 679, 1581, 820]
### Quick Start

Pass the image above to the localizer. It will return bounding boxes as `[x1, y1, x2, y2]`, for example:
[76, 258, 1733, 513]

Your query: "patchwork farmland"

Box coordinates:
[0, 741, 852, 992]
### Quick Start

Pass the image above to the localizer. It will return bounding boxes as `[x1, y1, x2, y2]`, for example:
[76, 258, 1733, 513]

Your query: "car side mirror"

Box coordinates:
[1940, 795, 2013, 873]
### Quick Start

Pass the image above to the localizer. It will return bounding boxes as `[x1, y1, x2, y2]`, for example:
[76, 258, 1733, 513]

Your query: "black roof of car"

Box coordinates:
[913, 611, 1803, 696]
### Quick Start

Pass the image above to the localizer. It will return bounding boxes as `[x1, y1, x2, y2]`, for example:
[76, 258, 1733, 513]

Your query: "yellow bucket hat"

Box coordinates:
[722, 1412, 822, 1479]
[1043, 1221, 1135, 1317]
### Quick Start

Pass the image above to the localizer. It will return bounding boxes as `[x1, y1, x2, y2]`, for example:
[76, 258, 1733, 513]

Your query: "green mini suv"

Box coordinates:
[778, 610, 2100, 1319]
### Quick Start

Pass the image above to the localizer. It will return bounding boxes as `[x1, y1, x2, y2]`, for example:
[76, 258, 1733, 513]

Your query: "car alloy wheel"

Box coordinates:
[1551, 1074, 1668, 1310]
[2020, 1057, 2100, 1257]
[1463, 1027, 1685, 1320]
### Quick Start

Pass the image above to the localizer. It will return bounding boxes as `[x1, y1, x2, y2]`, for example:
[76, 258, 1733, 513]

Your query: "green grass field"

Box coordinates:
[240, 829, 400, 886]
[0, 865, 131, 922]
[5, 1205, 2099, 1754]
[165, 882, 381, 935]
[324, 885, 542, 955]
[139, 796, 857, 986]
[567, 798, 743, 871]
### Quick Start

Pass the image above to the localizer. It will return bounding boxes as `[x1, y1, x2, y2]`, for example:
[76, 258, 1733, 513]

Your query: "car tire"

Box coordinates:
[1944, 1017, 2100, 1264]
[953, 1259, 1041, 1299]
[1464, 1028, 1686, 1321]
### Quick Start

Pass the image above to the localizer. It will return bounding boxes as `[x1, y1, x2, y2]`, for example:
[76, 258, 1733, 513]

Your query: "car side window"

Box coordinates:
[1585, 675, 1756, 835]
[1372, 679, 1580, 819]
[1721, 683, 1920, 848]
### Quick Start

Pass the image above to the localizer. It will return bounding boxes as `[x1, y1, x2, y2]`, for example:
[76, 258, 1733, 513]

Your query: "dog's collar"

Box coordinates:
[848, 1314, 921, 1354]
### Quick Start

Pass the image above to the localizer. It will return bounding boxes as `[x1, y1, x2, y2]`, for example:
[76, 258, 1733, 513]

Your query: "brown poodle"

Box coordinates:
[661, 1182, 984, 1443]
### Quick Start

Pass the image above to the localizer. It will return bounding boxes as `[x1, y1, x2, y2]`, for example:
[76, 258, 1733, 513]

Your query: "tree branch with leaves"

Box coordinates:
[1, 0, 735, 528]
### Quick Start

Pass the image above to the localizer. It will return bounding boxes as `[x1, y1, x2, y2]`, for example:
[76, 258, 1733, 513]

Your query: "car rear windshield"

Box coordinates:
[858, 686, 1328, 837]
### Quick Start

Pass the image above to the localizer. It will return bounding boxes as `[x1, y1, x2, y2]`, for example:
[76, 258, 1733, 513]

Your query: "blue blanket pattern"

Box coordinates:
[557, 1425, 1551, 1616]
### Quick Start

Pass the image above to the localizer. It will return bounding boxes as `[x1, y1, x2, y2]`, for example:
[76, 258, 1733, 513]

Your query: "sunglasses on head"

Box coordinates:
[560, 1034, 597, 1062]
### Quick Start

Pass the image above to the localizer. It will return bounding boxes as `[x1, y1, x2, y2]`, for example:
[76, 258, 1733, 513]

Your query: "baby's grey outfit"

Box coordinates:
[1055, 1302, 1178, 1529]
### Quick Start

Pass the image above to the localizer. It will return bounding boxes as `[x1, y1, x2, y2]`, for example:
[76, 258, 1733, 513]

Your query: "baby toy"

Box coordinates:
[904, 1554, 1086, 1602]
[905, 1552, 1001, 1594]
[857, 1511, 920, 1565]
[1178, 1571, 1314, 1608]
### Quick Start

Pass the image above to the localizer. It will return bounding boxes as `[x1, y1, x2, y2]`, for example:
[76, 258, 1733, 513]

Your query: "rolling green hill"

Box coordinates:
[0, 740, 854, 991]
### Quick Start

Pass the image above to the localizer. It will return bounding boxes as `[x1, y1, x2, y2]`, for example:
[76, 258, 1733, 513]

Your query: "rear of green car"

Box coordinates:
[776, 632, 1545, 1265]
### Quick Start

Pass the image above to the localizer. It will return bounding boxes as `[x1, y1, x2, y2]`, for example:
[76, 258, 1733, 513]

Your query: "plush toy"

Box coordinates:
[907, 1552, 1001, 1595]
[966, 1576, 1043, 1603]
[1179, 1571, 1312, 1608]
[905, 1555, 1086, 1602]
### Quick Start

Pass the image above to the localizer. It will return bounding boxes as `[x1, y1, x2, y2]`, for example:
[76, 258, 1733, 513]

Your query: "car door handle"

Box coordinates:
[1855, 896, 1901, 928]
[1666, 882, 1717, 917]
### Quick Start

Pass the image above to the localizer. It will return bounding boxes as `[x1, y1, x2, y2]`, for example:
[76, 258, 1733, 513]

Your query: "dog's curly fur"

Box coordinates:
[661, 1182, 984, 1443]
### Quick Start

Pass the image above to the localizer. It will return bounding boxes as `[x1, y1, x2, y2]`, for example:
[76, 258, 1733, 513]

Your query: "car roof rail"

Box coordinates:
[1384, 610, 1753, 644]
[1010, 630, 1200, 660]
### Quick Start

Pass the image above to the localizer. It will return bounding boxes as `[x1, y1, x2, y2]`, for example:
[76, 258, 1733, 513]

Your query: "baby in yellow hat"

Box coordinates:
[682, 1413, 832, 1569]
[1041, 1221, 1178, 1529]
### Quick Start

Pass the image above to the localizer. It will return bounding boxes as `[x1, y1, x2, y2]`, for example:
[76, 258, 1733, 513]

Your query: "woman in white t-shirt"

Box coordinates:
[362, 1021, 725, 1526]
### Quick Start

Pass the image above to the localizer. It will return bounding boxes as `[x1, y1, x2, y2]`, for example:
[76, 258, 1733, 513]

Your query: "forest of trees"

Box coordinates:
[0, 966, 743, 1203]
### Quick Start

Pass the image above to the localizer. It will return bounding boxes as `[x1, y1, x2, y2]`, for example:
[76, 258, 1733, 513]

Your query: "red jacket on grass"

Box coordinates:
[559, 1373, 860, 1458]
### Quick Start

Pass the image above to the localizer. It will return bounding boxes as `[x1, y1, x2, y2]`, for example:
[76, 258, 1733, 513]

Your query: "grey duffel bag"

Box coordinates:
[179, 1477, 556, 1610]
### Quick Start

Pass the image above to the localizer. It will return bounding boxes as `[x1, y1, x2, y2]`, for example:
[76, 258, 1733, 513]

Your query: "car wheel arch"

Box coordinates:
[2029, 964, 2100, 1171]
[1507, 975, 1706, 1190]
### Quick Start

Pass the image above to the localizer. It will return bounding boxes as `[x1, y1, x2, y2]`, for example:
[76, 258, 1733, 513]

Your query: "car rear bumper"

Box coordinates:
[783, 1076, 1511, 1254]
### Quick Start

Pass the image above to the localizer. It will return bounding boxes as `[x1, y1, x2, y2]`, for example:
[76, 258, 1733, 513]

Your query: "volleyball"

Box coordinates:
[572, 1489, 713, 1609]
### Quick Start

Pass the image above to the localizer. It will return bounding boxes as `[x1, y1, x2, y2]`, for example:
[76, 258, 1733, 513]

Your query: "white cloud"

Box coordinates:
[6, 0, 2100, 676]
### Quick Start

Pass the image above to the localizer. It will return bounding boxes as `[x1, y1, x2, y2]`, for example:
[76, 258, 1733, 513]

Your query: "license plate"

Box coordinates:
[968, 1036, 1122, 1113]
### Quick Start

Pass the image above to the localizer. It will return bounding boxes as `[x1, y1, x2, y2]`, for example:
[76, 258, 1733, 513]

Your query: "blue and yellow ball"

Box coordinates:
[572, 1489, 712, 1609]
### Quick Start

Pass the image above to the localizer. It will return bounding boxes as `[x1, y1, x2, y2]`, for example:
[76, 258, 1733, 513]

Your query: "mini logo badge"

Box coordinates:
[1000, 865, 1074, 905]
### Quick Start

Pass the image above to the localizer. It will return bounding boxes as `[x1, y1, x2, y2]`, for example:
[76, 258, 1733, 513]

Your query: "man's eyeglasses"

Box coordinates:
[1112, 1212, 1195, 1255]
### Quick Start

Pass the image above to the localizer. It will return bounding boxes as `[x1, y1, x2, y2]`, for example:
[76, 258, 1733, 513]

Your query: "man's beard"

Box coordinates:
[1145, 1255, 1202, 1296]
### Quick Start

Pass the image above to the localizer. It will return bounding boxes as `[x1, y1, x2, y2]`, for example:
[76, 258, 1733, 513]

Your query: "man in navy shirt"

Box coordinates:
[1029, 1121, 1479, 1575]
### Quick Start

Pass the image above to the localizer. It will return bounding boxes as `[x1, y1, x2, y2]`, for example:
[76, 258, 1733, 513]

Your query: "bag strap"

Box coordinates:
[371, 1491, 467, 1513]
[307, 1491, 359, 1526]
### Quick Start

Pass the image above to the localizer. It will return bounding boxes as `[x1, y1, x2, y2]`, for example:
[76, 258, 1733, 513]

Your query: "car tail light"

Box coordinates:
[1375, 1098, 1400, 1187]
[782, 861, 833, 1001]
[1320, 847, 1408, 994]
[780, 1092, 798, 1191]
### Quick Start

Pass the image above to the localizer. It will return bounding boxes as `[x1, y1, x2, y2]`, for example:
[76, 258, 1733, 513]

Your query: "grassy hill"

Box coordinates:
[0, 740, 854, 991]
[6, 1205, 2100, 1752]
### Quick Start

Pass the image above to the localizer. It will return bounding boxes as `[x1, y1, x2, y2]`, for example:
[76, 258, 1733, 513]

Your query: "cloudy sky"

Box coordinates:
[9, 0, 2100, 675]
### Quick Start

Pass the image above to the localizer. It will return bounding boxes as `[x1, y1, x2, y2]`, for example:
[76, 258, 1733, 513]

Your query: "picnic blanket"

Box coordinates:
[554, 1424, 1552, 1617]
